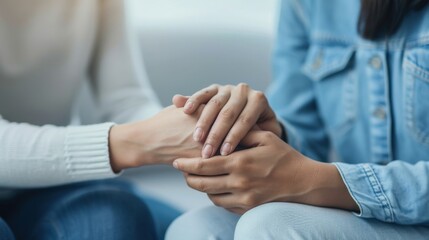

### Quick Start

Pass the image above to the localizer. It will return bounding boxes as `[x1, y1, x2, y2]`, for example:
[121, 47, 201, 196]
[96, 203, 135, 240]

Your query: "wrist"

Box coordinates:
[108, 122, 151, 172]
[289, 160, 359, 211]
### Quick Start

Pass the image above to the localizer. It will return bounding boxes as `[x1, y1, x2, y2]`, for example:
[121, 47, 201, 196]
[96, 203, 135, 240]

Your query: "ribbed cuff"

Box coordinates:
[64, 123, 121, 180]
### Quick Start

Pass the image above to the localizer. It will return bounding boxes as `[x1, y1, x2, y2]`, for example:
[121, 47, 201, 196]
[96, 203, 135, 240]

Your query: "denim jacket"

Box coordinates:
[267, 0, 429, 225]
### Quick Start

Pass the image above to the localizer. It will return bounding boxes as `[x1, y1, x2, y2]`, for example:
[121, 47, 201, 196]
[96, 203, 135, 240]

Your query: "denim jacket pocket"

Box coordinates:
[302, 45, 356, 135]
[403, 48, 429, 147]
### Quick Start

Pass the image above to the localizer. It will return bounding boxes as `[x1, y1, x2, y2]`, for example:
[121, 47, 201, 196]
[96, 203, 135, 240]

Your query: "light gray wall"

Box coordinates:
[131, 0, 278, 106]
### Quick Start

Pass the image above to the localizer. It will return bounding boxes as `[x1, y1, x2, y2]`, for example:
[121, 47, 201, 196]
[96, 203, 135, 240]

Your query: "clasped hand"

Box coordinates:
[172, 84, 323, 214]
[173, 130, 318, 214]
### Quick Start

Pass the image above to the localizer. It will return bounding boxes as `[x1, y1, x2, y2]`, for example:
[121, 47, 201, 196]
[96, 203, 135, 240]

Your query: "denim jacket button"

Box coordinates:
[369, 56, 382, 70]
[373, 107, 387, 120]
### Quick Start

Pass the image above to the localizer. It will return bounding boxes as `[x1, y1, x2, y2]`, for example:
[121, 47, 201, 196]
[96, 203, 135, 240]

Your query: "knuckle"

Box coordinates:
[209, 98, 224, 109]
[220, 108, 236, 121]
[206, 132, 220, 144]
[192, 94, 205, 103]
[195, 159, 205, 172]
[234, 156, 247, 169]
[210, 84, 220, 89]
[253, 91, 267, 102]
[226, 132, 240, 144]
[185, 178, 194, 188]
[197, 117, 210, 127]
[261, 131, 276, 141]
[197, 178, 207, 192]
[235, 177, 250, 190]
[201, 88, 212, 95]
[237, 83, 249, 90]
[238, 114, 254, 125]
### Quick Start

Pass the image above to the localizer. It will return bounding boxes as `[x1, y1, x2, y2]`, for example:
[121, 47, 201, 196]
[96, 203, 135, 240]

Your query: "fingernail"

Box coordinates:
[193, 127, 203, 141]
[184, 101, 194, 111]
[202, 144, 213, 159]
[220, 143, 231, 156]
[173, 161, 180, 169]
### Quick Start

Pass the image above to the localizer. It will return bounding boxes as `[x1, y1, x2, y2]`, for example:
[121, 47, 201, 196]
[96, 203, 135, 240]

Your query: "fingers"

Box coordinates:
[218, 92, 267, 155]
[183, 85, 220, 114]
[202, 84, 249, 158]
[172, 94, 189, 108]
[173, 156, 230, 175]
[240, 130, 277, 148]
[184, 175, 231, 194]
[193, 90, 231, 146]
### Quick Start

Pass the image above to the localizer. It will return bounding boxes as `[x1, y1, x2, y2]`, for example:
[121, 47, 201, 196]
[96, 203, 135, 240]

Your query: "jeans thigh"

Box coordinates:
[0, 217, 14, 240]
[3, 179, 177, 240]
[235, 202, 429, 240]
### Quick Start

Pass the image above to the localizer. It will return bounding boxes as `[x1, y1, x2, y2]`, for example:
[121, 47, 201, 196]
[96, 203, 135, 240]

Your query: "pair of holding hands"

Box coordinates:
[171, 84, 325, 214]
[110, 84, 356, 214]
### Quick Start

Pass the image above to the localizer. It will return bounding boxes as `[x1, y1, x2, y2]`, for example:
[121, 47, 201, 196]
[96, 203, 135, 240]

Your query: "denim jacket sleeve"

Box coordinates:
[335, 161, 429, 225]
[270, 0, 429, 225]
[267, 0, 330, 162]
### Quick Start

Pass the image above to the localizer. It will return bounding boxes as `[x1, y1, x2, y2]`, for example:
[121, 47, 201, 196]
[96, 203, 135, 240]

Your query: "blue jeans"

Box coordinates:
[167, 203, 429, 240]
[0, 218, 14, 240]
[0, 179, 180, 240]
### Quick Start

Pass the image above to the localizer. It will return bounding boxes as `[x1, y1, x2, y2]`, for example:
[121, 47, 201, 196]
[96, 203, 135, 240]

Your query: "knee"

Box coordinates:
[235, 203, 323, 240]
[36, 189, 157, 240]
[166, 206, 239, 240]
[0, 218, 14, 240]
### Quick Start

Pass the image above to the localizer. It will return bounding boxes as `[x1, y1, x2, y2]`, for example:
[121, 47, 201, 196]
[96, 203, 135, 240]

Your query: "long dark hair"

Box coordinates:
[359, 0, 429, 40]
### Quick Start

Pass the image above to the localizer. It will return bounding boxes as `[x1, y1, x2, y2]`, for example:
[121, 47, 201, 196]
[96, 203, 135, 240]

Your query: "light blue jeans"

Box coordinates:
[166, 203, 429, 240]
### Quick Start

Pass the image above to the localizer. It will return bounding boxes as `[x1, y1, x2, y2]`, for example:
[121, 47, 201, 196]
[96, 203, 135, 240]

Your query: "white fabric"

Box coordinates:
[0, 0, 162, 188]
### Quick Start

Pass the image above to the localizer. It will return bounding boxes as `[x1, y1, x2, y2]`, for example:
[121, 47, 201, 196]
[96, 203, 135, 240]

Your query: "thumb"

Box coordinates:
[239, 130, 266, 148]
[172, 94, 189, 108]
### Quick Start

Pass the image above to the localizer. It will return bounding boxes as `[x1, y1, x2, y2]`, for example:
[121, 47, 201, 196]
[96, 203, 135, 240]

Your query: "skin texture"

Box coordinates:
[109, 106, 204, 172]
[173, 84, 359, 214]
[172, 83, 282, 159]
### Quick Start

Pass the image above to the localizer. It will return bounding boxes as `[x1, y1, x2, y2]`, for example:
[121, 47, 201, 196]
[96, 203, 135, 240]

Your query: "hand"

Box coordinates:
[109, 106, 203, 172]
[173, 131, 358, 214]
[172, 84, 283, 159]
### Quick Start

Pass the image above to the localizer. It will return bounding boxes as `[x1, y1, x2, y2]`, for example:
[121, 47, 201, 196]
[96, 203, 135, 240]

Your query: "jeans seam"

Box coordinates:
[361, 164, 395, 222]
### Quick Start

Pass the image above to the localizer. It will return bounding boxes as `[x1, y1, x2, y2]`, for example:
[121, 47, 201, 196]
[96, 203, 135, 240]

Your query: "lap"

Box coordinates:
[0, 218, 14, 240]
[167, 202, 429, 240]
[3, 179, 180, 240]
[235, 202, 429, 240]
[166, 205, 240, 240]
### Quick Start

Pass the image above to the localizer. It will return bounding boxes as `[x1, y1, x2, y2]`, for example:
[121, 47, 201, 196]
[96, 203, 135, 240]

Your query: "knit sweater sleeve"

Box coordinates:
[89, 0, 162, 124]
[0, 116, 119, 188]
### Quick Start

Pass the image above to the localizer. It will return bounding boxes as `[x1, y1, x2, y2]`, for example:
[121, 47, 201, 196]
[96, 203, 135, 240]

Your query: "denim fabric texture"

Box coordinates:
[166, 203, 429, 240]
[0, 180, 180, 240]
[266, 0, 429, 224]
[0, 218, 14, 240]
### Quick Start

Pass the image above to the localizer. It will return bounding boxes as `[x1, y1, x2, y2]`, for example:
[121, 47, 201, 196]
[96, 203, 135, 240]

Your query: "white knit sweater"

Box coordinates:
[0, 0, 162, 189]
